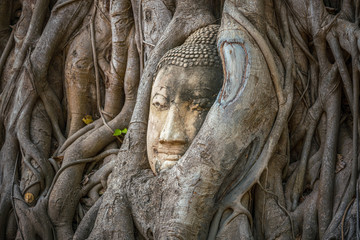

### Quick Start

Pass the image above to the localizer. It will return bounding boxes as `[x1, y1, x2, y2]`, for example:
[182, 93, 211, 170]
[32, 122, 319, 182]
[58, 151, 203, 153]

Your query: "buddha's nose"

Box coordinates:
[159, 105, 187, 144]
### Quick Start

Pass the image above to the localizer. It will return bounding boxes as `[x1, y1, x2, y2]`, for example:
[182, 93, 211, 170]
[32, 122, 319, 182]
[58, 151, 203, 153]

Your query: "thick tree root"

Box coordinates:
[73, 196, 103, 240]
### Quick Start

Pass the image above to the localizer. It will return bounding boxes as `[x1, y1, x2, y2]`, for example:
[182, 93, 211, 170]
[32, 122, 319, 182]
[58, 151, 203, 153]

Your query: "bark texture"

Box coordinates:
[0, 0, 359, 239]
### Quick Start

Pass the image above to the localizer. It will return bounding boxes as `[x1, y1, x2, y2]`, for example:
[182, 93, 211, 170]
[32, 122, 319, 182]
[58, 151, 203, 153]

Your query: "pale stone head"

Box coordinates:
[147, 25, 223, 174]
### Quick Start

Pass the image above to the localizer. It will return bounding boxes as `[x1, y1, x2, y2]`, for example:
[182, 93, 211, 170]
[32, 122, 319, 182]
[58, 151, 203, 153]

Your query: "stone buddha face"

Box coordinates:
[147, 25, 222, 174]
[147, 65, 222, 174]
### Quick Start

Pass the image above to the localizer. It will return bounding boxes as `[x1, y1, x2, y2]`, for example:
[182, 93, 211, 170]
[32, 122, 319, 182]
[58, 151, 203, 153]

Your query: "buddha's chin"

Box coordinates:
[158, 152, 182, 161]
[154, 153, 183, 173]
[160, 160, 178, 171]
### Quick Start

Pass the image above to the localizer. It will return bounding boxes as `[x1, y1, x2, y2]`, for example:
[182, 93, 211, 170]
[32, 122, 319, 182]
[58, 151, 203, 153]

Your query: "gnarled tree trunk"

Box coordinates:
[0, 0, 359, 239]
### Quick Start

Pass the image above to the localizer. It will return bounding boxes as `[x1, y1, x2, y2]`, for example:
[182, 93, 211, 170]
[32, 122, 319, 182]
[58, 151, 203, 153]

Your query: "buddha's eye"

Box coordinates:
[152, 94, 169, 110]
[190, 98, 212, 111]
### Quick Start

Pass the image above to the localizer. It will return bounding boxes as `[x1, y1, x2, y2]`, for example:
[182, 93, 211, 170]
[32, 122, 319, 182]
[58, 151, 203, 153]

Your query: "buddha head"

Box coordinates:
[147, 25, 223, 174]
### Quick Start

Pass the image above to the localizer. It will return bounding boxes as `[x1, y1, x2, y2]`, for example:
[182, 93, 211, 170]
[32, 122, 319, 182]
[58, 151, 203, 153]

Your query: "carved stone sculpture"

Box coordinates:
[147, 25, 222, 174]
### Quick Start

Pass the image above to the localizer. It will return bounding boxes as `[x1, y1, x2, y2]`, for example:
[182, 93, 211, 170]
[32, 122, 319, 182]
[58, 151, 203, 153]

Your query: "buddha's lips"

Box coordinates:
[158, 153, 182, 161]
[155, 145, 186, 155]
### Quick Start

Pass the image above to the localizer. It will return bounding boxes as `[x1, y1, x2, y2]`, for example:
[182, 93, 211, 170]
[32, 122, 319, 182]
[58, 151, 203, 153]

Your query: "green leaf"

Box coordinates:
[121, 128, 128, 134]
[113, 129, 122, 136]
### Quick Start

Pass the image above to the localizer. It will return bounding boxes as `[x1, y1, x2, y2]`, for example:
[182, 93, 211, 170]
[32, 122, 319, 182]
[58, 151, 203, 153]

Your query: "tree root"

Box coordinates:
[48, 83, 138, 237]
[341, 198, 355, 240]
[301, 186, 318, 240]
[64, 19, 99, 136]
[318, 75, 341, 238]
[47, 148, 118, 198]
[257, 182, 295, 239]
[208, 193, 252, 240]
[290, 106, 320, 210]
[324, 94, 360, 237]
[16, 93, 55, 195]
[81, 160, 115, 197]
[12, 185, 54, 240]
[22, 156, 43, 197]
[327, 33, 354, 113]
[230, 5, 285, 105]
[0, 30, 14, 77]
[58, 119, 100, 155]
[73, 196, 103, 240]
[216, 0, 293, 218]
[103, 0, 133, 118]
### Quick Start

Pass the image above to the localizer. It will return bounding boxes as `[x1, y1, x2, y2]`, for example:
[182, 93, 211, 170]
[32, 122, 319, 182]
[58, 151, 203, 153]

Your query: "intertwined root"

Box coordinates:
[1, 0, 360, 239]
